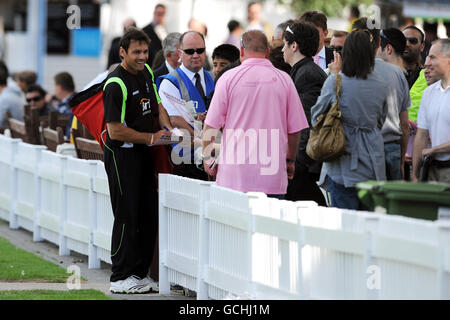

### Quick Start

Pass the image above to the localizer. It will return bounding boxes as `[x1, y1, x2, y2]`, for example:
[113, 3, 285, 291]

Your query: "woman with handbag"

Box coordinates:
[310, 30, 389, 210]
[282, 22, 327, 205]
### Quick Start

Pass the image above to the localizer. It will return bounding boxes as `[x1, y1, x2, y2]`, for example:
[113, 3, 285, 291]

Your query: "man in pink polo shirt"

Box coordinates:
[202, 30, 308, 196]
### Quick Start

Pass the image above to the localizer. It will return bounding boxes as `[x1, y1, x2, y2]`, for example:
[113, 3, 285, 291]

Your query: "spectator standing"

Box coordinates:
[347, 5, 360, 33]
[143, 4, 167, 67]
[375, 27, 411, 180]
[153, 32, 182, 80]
[0, 61, 24, 132]
[272, 20, 294, 43]
[224, 20, 243, 49]
[329, 30, 348, 53]
[402, 26, 425, 88]
[412, 39, 450, 183]
[298, 11, 334, 71]
[311, 30, 389, 210]
[53, 72, 76, 139]
[107, 18, 136, 69]
[211, 44, 240, 78]
[158, 31, 215, 181]
[281, 22, 327, 205]
[202, 30, 308, 197]
[245, 2, 274, 42]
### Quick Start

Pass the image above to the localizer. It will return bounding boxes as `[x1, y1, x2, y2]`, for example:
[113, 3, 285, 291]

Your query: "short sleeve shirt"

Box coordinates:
[103, 65, 160, 147]
[417, 80, 450, 161]
[205, 58, 308, 194]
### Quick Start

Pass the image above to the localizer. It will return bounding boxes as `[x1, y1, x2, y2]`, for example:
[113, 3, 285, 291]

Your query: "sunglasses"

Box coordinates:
[329, 45, 343, 53]
[26, 96, 43, 103]
[405, 37, 419, 45]
[182, 48, 206, 55]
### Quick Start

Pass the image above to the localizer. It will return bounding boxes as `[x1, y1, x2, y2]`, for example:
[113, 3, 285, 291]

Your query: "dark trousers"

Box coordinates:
[285, 167, 327, 206]
[173, 163, 208, 181]
[104, 145, 158, 282]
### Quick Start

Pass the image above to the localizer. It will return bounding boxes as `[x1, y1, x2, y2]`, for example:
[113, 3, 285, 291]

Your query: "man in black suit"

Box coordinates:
[153, 32, 182, 80]
[143, 3, 167, 67]
[298, 10, 333, 70]
[107, 18, 136, 69]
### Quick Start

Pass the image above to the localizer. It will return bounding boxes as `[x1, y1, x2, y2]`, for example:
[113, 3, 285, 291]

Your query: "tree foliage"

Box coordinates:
[278, 0, 374, 18]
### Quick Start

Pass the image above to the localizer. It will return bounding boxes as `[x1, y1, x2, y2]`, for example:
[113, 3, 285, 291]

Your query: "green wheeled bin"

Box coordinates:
[356, 181, 450, 221]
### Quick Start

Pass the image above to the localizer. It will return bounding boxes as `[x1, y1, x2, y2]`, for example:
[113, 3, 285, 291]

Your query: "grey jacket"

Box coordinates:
[311, 72, 389, 189]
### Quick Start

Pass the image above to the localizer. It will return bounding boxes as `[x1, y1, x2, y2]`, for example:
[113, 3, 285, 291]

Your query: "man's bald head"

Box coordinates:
[241, 30, 269, 53]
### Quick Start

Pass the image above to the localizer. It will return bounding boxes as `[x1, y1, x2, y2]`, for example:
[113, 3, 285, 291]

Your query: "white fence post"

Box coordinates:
[32, 146, 46, 242]
[58, 156, 70, 256]
[196, 181, 211, 300]
[158, 174, 170, 295]
[8, 139, 19, 230]
[88, 161, 101, 269]
[364, 215, 380, 300]
[247, 193, 262, 299]
[296, 206, 306, 299]
[437, 220, 450, 300]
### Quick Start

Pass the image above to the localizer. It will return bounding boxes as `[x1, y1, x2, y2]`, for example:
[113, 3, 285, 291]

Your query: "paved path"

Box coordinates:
[0, 221, 193, 300]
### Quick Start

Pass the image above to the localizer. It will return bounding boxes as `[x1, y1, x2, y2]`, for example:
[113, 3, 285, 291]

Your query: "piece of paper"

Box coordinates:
[161, 91, 196, 126]
[148, 134, 183, 146]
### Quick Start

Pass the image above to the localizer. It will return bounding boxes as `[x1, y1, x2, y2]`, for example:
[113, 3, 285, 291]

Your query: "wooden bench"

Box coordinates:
[42, 127, 65, 152]
[74, 136, 103, 161]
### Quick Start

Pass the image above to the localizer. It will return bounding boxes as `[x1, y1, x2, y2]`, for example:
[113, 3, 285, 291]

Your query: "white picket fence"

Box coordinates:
[158, 175, 450, 300]
[0, 134, 113, 268]
[1, 134, 450, 299]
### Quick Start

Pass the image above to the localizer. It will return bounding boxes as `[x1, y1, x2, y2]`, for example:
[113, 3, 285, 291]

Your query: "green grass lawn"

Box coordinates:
[0, 236, 111, 300]
[0, 289, 111, 300]
[0, 236, 69, 282]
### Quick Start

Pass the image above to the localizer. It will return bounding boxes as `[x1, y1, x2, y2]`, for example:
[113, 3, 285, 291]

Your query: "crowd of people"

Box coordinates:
[0, 63, 76, 140]
[1, 2, 449, 296]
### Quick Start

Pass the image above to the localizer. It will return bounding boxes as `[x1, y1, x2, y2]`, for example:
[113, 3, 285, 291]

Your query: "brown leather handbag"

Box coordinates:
[306, 74, 346, 162]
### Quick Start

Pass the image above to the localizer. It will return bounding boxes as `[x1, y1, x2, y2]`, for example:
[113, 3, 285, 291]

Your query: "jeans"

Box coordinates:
[384, 143, 402, 180]
[328, 177, 367, 210]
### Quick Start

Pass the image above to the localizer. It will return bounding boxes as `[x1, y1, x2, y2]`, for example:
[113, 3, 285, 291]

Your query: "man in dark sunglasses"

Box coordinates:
[158, 30, 215, 181]
[402, 26, 425, 88]
[25, 84, 52, 116]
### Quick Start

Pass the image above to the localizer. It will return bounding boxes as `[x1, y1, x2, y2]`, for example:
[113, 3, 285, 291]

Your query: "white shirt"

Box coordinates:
[158, 64, 206, 116]
[417, 80, 450, 161]
[313, 46, 327, 71]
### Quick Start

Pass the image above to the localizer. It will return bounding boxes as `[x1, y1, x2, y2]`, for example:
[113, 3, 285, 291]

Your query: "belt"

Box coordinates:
[430, 159, 450, 168]
[384, 139, 401, 145]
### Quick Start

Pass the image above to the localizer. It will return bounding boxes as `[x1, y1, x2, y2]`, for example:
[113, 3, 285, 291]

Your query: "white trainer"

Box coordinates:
[110, 275, 151, 294]
[138, 275, 159, 293]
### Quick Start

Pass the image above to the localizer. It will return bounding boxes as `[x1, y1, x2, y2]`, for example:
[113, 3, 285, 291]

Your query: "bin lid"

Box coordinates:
[379, 181, 450, 193]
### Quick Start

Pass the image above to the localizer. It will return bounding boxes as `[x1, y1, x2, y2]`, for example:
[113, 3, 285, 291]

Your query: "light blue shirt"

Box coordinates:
[0, 82, 24, 130]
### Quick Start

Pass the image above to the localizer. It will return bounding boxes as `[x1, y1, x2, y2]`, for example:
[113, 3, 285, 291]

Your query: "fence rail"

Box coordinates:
[1, 134, 449, 299]
[158, 175, 450, 300]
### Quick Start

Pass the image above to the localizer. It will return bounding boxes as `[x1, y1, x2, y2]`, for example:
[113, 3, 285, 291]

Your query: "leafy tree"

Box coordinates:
[278, 0, 374, 18]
